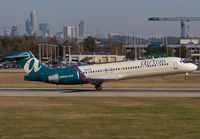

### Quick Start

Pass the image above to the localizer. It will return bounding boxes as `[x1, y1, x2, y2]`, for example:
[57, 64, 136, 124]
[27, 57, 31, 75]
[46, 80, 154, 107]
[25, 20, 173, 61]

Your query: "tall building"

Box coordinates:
[4, 29, 10, 37]
[63, 22, 83, 41]
[30, 9, 37, 35]
[25, 9, 38, 36]
[67, 26, 72, 39]
[39, 23, 50, 35]
[63, 26, 72, 39]
[71, 25, 79, 40]
[25, 18, 31, 35]
[63, 26, 76, 40]
[10, 26, 19, 37]
[78, 20, 85, 40]
[63, 26, 68, 38]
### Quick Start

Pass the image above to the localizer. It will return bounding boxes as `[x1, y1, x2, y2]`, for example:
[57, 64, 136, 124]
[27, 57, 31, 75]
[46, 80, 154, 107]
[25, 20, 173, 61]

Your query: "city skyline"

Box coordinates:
[1, 0, 200, 38]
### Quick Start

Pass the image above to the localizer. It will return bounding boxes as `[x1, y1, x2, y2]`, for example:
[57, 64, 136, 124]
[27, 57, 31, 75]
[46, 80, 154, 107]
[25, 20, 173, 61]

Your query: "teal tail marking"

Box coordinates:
[10, 51, 51, 81]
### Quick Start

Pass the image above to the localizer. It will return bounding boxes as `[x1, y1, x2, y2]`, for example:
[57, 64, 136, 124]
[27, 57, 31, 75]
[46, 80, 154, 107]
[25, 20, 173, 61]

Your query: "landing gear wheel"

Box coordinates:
[95, 85, 102, 91]
[185, 73, 189, 80]
[185, 76, 189, 80]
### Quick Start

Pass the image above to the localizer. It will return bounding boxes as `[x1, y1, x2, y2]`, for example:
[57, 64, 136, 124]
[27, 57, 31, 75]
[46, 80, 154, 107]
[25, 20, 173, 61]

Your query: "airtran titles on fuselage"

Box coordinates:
[60, 75, 74, 79]
[141, 59, 167, 67]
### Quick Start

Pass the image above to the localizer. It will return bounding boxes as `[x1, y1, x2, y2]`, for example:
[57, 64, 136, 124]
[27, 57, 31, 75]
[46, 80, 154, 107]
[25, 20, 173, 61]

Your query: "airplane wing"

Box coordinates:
[80, 56, 94, 63]
[87, 75, 122, 84]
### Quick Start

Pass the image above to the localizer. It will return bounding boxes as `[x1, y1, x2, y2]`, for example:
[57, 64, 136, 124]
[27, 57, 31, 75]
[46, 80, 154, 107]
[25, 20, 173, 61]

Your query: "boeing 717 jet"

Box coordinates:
[3, 51, 198, 91]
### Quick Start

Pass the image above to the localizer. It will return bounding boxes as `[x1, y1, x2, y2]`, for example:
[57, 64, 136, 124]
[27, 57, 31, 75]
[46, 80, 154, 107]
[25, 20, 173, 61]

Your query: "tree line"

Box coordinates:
[0, 36, 189, 58]
[0, 36, 124, 58]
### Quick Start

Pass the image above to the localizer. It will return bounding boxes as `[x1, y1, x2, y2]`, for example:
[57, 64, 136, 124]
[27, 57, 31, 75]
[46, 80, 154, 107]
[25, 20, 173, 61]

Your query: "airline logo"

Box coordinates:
[22, 53, 41, 74]
[141, 59, 167, 66]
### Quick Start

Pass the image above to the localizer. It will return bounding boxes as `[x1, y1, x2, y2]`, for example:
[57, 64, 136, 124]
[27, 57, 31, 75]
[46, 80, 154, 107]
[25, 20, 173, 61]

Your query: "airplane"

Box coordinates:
[1, 51, 198, 91]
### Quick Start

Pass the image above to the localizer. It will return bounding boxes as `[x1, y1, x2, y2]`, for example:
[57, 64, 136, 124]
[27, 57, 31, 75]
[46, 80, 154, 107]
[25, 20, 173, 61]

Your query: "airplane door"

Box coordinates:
[173, 62, 178, 69]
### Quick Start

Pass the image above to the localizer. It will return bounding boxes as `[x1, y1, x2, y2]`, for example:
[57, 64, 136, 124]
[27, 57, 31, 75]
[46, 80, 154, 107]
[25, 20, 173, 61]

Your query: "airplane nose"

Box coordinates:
[193, 64, 198, 70]
[191, 64, 198, 71]
[185, 63, 198, 72]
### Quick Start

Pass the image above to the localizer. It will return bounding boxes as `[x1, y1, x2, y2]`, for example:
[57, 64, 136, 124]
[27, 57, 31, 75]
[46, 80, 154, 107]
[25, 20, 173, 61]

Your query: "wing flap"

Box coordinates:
[87, 75, 122, 84]
[89, 75, 121, 80]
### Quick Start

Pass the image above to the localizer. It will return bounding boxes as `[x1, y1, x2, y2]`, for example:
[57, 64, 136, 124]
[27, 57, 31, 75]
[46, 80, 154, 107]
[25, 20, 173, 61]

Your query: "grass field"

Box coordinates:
[1, 71, 200, 138]
[1, 72, 200, 88]
[0, 97, 200, 139]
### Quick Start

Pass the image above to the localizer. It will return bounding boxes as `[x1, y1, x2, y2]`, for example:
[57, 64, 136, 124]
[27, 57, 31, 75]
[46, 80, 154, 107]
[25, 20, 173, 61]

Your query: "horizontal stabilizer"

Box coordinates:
[0, 55, 28, 62]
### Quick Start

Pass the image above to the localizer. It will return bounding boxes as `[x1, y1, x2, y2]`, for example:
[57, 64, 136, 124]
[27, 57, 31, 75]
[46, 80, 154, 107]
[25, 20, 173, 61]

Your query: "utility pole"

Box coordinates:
[134, 37, 137, 60]
[47, 45, 49, 59]
[166, 35, 168, 56]
[67, 46, 72, 67]
[63, 46, 66, 61]
[38, 44, 41, 62]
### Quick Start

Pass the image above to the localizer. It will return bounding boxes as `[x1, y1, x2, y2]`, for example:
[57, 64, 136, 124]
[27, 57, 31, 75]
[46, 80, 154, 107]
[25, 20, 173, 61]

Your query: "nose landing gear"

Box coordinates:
[185, 73, 189, 80]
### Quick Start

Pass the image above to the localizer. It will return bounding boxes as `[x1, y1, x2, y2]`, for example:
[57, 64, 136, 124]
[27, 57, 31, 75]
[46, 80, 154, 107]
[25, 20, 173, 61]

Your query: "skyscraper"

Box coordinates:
[63, 26, 68, 38]
[25, 9, 38, 36]
[39, 23, 50, 35]
[25, 18, 31, 35]
[4, 29, 10, 37]
[67, 26, 72, 39]
[71, 25, 79, 40]
[64, 25, 79, 41]
[10, 26, 19, 37]
[30, 9, 37, 35]
[78, 21, 85, 40]
[63, 21, 84, 41]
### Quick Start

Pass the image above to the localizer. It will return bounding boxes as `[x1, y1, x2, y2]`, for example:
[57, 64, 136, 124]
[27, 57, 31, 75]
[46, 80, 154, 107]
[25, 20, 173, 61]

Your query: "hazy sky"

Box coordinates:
[1, 0, 200, 38]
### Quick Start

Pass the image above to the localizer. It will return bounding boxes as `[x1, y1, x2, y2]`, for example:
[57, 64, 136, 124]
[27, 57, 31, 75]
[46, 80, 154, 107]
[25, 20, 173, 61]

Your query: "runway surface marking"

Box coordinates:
[0, 88, 200, 97]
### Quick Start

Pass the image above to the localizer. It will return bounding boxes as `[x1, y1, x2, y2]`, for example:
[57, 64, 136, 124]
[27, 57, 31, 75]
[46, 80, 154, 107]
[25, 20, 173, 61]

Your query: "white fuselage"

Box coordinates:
[78, 57, 197, 81]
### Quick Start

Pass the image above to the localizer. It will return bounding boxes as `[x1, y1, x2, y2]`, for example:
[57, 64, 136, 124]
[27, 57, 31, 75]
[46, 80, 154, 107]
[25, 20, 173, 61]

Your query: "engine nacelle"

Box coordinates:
[48, 74, 59, 84]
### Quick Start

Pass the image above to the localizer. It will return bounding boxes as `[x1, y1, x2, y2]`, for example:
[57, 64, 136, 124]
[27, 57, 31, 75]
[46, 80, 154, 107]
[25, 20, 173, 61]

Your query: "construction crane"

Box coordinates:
[148, 17, 200, 38]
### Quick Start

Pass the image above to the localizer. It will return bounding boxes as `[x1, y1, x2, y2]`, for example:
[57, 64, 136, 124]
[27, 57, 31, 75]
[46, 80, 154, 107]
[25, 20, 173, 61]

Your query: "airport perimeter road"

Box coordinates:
[1, 88, 200, 97]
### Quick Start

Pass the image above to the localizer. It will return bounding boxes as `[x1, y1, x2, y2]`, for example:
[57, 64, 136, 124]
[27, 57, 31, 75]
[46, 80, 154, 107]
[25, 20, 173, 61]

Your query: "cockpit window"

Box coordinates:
[180, 59, 185, 63]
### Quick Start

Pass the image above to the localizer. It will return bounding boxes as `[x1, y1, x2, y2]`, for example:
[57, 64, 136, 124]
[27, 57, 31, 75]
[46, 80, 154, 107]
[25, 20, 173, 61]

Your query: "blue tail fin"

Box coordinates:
[10, 51, 51, 76]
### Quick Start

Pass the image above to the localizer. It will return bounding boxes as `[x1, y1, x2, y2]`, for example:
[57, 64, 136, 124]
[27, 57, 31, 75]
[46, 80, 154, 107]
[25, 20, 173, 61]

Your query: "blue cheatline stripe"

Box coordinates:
[74, 66, 88, 83]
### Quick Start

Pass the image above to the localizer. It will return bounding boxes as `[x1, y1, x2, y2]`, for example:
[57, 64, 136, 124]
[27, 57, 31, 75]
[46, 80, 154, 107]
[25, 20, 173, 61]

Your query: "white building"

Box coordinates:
[71, 25, 79, 40]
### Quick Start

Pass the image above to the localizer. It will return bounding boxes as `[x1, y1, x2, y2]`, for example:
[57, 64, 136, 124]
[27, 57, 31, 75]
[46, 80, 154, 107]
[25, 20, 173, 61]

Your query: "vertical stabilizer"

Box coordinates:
[10, 51, 51, 76]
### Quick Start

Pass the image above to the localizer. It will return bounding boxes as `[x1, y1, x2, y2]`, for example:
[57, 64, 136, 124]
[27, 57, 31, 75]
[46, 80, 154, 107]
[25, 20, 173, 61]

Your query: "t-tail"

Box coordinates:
[10, 51, 51, 81]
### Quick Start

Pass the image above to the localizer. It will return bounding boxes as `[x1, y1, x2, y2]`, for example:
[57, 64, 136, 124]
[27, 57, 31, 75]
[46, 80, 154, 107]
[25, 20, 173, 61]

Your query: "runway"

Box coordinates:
[0, 88, 200, 97]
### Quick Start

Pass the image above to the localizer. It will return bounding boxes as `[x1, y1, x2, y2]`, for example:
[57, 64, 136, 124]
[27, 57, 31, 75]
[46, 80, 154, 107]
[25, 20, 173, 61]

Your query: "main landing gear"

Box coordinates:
[185, 73, 189, 80]
[95, 84, 102, 91]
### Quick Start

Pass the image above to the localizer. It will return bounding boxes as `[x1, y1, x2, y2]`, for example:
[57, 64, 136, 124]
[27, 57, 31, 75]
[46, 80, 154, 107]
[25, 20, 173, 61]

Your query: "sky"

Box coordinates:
[0, 0, 200, 38]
